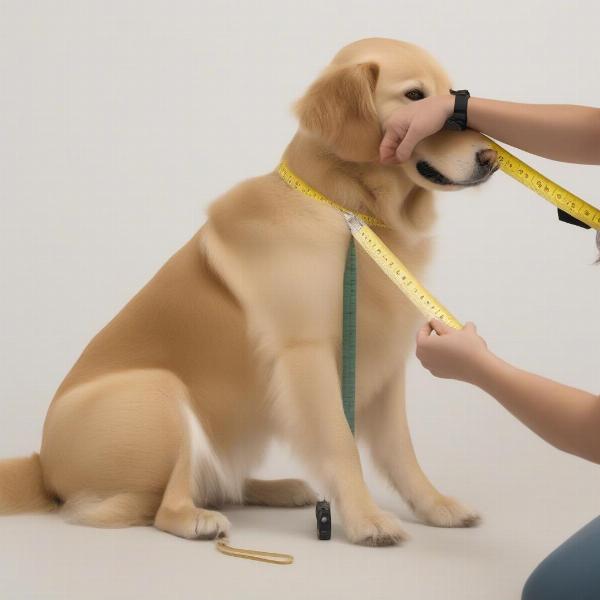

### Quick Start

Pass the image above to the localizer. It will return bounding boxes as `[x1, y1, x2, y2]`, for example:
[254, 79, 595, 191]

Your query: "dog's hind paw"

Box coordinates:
[155, 505, 231, 540]
[243, 478, 318, 507]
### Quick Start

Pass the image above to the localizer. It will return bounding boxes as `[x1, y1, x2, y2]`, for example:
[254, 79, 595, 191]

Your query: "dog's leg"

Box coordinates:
[62, 492, 161, 527]
[274, 342, 407, 546]
[154, 443, 231, 539]
[153, 405, 232, 540]
[242, 478, 317, 507]
[361, 367, 480, 528]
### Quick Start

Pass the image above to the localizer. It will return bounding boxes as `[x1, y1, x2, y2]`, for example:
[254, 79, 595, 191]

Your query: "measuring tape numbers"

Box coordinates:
[344, 213, 463, 329]
[484, 135, 600, 230]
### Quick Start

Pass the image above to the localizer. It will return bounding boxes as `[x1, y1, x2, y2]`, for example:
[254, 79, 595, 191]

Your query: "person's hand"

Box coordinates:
[415, 318, 491, 383]
[379, 95, 454, 164]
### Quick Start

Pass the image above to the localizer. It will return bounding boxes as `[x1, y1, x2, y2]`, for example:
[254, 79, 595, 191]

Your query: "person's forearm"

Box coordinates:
[466, 97, 600, 165]
[471, 352, 600, 462]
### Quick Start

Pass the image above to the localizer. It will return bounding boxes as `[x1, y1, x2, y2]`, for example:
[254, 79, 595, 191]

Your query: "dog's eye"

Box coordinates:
[405, 89, 425, 101]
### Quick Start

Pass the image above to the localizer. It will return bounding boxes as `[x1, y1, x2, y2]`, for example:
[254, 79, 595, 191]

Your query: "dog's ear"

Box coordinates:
[294, 62, 381, 162]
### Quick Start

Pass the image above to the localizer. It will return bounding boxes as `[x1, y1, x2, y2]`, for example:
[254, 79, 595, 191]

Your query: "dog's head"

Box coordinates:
[294, 38, 497, 191]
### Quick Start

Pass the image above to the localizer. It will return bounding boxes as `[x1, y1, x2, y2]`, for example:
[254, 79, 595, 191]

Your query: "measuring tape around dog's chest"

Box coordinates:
[278, 160, 465, 329]
[343, 213, 463, 328]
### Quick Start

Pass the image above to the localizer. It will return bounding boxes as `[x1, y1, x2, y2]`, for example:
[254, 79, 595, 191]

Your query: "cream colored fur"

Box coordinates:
[0, 38, 496, 546]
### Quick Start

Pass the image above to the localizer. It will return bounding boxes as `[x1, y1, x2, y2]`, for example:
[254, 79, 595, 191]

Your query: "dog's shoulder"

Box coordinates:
[206, 171, 347, 246]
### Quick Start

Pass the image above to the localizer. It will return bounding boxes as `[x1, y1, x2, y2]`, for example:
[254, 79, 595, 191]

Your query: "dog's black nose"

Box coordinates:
[476, 148, 497, 171]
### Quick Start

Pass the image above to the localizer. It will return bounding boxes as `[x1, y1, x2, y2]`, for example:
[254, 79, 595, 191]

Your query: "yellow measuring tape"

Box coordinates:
[343, 212, 463, 328]
[277, 161, 386, 227]
[278, 137, 600, 332]
[483, 135, 600, 230]
[216, 538, 293, 565]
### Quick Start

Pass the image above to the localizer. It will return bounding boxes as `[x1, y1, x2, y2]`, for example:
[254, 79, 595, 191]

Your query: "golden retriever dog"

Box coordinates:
[0, 38, 497, 545]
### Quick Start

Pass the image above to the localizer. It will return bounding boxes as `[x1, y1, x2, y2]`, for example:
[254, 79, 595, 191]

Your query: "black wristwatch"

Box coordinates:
[444, 89, 470, 131]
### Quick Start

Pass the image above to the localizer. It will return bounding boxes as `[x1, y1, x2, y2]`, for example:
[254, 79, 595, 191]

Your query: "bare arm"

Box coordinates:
[380, 95, 600, 166]
[416, 320, 600, 463]
[473, 350, 600, 462]
[467, 98, 600, 165]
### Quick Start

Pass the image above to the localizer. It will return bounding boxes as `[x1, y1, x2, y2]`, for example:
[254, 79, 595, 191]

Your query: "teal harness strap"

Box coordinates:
[341, 238, 357, 435]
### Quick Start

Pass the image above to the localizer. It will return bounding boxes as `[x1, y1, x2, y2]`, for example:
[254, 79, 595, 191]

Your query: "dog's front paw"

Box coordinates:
[344, 509, 409, 546]
[414, 495, 480, 528]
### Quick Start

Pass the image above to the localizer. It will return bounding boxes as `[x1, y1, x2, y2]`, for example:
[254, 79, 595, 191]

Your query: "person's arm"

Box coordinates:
[380, 95, 600, 166]
[468, 98, 600, 164]
[416, 319, 600, 464]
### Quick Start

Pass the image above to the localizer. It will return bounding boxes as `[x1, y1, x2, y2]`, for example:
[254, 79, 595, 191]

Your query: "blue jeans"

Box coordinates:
[522, 516, 600, 600]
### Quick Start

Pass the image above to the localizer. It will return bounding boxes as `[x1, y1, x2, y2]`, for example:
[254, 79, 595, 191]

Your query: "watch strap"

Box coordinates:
[444, 89, 470, 131]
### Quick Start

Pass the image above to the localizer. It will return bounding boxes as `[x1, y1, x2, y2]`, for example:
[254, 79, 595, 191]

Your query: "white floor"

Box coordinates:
[1, 422, 599, 600]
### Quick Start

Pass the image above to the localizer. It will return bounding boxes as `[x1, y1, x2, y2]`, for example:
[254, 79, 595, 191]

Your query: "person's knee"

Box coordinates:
[523, 516, 600, 600]
[522, 561, 552, 600]
[522, 546, 600, 600]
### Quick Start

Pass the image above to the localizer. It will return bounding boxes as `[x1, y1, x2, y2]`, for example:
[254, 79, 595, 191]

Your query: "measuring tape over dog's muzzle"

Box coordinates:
[482, 135, 600, 232]
[482, 135, 600, 255]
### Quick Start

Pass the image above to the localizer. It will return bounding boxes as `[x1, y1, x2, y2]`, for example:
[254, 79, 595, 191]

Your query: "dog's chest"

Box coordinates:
[353, 232, 432, 394]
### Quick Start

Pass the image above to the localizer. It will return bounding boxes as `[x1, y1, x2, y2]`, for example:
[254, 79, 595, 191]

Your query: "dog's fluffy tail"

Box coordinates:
[0, 453, 57, 514]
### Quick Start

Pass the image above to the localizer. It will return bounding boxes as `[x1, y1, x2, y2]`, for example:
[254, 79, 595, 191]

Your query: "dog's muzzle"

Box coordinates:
[417, 148, 499, 187]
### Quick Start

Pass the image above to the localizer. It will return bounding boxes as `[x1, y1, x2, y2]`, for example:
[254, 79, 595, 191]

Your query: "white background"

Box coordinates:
[0, 1, 598, 598]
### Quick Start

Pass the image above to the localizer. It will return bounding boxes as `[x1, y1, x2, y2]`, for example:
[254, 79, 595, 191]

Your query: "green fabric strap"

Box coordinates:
[341, 238, 357, 435]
